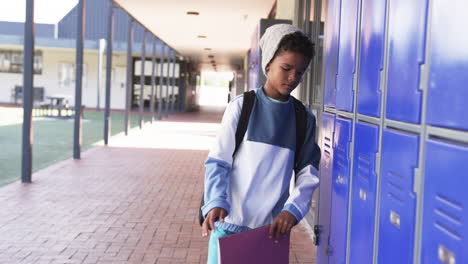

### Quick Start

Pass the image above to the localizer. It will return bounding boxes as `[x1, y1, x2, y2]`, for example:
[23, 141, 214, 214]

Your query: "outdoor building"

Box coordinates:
[0, 0, 467, 263]
[0, 0, 189, 112]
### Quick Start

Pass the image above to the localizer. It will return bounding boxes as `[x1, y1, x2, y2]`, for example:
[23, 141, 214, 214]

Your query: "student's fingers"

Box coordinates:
[283, 222, 293, 235]
[279, 221, 288, 235]
[201, 219, 209, 237]
[269, 221, 277, 239]
[274, 222, 282, 242]
[219, 209, 226, 223]
[208, 216, 215, 232]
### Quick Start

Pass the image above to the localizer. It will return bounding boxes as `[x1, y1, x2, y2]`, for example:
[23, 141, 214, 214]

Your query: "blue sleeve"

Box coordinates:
[283, 110, 321, 222]
[201, 157, 232, 217]
[296, 112, 321, 173]
[201, 95, 243, 217]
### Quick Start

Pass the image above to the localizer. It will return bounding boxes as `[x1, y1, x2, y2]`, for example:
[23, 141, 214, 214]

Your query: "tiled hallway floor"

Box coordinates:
[0, 107, 316, 263]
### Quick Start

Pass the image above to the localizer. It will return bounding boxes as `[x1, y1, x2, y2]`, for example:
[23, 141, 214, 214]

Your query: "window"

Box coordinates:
[58, 62, 87, 89]
[0, 49, 43, 74]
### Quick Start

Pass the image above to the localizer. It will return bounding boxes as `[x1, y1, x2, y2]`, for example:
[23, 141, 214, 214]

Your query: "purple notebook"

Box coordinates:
[218, 225, 290, 264]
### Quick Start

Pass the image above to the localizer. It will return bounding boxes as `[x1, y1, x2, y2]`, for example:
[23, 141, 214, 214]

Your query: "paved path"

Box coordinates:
[0, 107, 316, 263]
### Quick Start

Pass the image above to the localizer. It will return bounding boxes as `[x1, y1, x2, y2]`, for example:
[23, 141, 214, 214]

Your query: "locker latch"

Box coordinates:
[438, 244, 456, 264]
[313, 225, 321, 246]
[326, 245, 333, 256]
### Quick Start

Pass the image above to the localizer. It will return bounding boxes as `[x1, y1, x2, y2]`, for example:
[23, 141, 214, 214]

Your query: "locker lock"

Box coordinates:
[313, 225, 321, 246]
[359, 188, 367, 201]
[336, 174, 344, 184]
[390, 210, 401, 229]
[438, 244, 456, 264]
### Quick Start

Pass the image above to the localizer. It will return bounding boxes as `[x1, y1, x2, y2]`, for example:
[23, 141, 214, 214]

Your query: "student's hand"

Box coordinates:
[269, 211, 297, 243]
[202, 207, 227, 237]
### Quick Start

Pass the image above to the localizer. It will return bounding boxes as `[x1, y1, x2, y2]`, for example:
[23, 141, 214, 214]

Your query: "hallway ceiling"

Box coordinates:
[113, 0, 276, 72]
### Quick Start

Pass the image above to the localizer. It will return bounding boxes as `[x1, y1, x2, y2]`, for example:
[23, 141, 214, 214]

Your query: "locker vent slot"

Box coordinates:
[358, 164, 370, 173]
[358, 173, 369, 182]
[434, 208, 462, 226]
[388, 192, 404, 204]
[435, 194, 463, 211]
[337, 160, 346, 169]
[434, 221, 462, 240]
[388, 170, 405, 180]
[387, 180, 404, 192]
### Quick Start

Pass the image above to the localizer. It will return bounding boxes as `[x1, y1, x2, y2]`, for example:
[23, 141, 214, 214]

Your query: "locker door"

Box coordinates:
[378, 130, 419, 263]
[426, 0, 468, 131]
[317, 113, 335, 264]
[329, 117, 352, 264]
[421, 139, 468, 264]
[335, 0, 359, 112]
[323, 0, 342, 107]
[357, 0, 387, 117]
[349, 122, 379, 264]
[386, 0, 428, 124]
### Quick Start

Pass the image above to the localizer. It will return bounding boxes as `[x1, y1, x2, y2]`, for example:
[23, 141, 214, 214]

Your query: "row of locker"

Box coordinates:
[323, 0, 468, 131]
[317, 113, 467, 264]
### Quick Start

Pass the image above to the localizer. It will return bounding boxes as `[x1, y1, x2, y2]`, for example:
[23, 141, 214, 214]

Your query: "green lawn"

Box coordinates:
[0, 108, 154, 187]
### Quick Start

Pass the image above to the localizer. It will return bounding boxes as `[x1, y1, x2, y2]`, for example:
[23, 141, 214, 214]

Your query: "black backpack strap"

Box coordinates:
[292, 97, 308, 178]
[233, 90, 256, 157]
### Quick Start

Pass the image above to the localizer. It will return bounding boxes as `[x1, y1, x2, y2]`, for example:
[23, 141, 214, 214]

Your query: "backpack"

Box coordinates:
[198, 90, 308, 226]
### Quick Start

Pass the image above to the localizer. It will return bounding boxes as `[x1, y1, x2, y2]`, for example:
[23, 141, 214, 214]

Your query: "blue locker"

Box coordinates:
[421, 139, 468, 264]
[329, 117, 352, 264]
[378, 130, 419, 263]
[323, 0, 342, 107]
[317, 113, 335, 264]
[426, 0, 468, 131]
[335, 0, 359, 112]
[349, 122, 379, 264]
[357, 0, 387, 117]
[386, 0, 428, 124]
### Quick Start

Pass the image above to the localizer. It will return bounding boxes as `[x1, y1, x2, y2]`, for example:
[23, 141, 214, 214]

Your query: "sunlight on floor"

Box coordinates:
[108, 121, 220, 151]
[0, 107, 24, 126]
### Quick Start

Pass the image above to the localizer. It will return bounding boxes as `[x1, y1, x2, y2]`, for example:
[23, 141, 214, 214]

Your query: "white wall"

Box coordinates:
[0, 46, 129, 110]
[276, 0, 298, 23]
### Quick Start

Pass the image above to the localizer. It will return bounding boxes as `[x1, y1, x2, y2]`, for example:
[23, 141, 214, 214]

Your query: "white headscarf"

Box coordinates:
[259, 24, 305, 76]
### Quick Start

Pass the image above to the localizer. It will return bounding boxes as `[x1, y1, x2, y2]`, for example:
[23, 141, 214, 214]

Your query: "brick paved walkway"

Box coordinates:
[0, 107, 316, 264]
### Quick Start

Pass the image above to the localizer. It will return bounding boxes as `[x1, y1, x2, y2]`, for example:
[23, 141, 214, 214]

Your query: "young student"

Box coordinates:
[201, 24, 321, 263]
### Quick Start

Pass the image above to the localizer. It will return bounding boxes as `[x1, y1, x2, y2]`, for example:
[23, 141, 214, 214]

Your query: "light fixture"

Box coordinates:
[198, 35, 207, 39]
[187, 11, 200, 15]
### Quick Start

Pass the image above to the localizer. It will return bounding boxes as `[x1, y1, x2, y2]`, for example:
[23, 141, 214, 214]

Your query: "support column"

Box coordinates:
[150, 37, 156, 123]
[73, 0, 86, 159]
[170, 53, 176, 115]
[104, 3, 114, 145]
[124, 19, 133, 136]
[97, 38, 105, 111]
[139, 30, 146, 128]
[21, 0, 35, 183]
[164, 49, 171, 118]
[158, 44, 165, 120]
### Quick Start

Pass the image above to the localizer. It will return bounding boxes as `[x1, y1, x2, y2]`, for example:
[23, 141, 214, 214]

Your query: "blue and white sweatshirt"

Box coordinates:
[202, 88, 321, 233]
